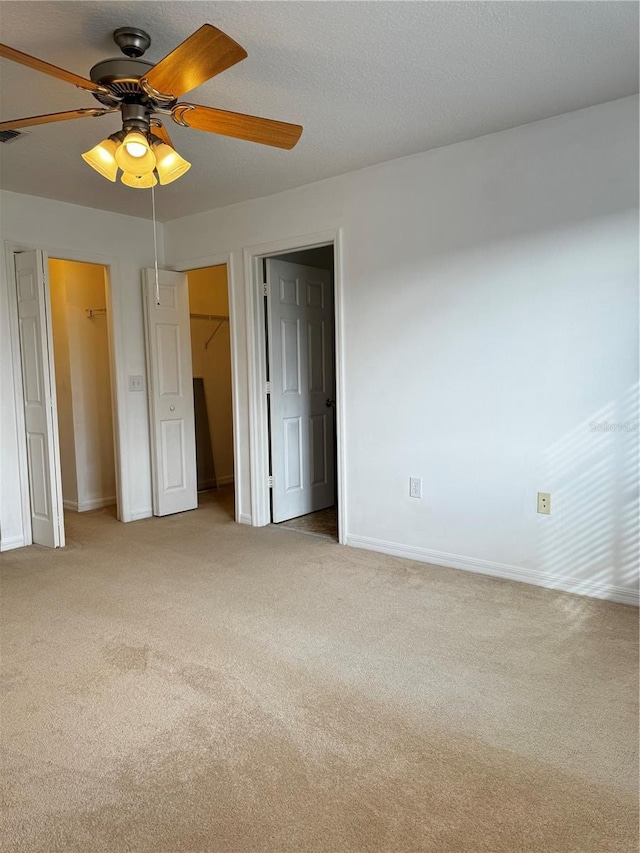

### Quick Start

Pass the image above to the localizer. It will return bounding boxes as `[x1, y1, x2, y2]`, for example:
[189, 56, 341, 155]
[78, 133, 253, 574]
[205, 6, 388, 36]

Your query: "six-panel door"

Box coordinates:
[267, 258, 335, 523]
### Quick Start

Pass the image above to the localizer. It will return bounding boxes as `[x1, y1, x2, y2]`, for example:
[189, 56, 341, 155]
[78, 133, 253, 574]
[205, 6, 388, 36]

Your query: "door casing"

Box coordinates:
[243, 229, 346, 543]
[4, 240, 127, 548]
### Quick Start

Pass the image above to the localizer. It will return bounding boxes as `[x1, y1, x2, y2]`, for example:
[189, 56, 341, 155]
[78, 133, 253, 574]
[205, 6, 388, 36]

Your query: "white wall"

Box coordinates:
[0, 192, 162, 547]
[164, 96, 639, 604]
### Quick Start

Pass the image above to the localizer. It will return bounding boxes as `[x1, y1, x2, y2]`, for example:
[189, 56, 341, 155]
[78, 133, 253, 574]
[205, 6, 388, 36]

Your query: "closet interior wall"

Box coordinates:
[187, 266, 234, 489]
[49, 259, 116, 512]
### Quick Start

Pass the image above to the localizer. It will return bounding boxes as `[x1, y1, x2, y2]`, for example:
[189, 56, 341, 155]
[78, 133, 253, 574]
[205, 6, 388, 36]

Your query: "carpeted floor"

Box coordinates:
[1, 489, 638, 852]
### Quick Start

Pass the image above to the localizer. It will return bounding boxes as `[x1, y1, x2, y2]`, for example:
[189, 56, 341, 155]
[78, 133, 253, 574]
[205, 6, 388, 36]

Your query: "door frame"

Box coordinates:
[169, 252, 243, 523]
[5, 240, 128, 546]
[243, 228, 346, 544]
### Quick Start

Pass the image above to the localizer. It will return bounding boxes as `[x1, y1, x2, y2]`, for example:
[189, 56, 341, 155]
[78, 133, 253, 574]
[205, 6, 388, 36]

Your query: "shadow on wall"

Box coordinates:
[540, 382, 639, 597]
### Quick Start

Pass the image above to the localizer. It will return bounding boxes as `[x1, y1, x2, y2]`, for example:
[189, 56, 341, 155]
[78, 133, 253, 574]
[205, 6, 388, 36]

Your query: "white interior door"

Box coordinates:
[143, 269, 197, 516]
[267, 258, 335, 523]
[15, 250, 65, 547]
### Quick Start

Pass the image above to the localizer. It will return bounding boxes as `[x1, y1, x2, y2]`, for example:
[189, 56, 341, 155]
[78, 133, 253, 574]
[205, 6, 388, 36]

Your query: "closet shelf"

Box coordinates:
[190, 313, 229, 322]
[190, 313, 229, 348]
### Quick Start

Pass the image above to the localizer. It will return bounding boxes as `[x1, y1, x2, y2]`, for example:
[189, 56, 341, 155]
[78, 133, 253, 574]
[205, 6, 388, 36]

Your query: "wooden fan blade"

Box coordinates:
[172, 104, 303, 150]
[0, 43, 108, 93]
[140, 24, 247, 101]
[150, 120, 174, 148]
[0, 108, 113, 132]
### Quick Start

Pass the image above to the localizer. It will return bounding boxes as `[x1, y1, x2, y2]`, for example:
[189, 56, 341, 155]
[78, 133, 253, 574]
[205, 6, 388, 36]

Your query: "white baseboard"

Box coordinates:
[130, 507, 153, 521]
[346, 535, 639, 607]
[64, 496, 116, 513]
[1, 535, 26, 552]
[198, 476, 233, 492]
[79, 496, 116, 512]
[198, 478, 217, 491]
[238, 512, 252, 525]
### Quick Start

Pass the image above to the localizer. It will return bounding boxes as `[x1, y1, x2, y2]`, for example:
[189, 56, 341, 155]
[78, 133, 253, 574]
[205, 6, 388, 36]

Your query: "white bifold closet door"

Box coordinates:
[143, 269, 197, 516]
[14, 249, 65, 547]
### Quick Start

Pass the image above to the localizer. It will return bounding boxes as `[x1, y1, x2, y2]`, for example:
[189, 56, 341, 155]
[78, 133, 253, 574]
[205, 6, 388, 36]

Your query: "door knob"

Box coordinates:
[326, 399, 335, 408]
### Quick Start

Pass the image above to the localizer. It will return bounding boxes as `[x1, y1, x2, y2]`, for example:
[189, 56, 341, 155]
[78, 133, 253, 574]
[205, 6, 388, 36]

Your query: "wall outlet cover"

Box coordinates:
[537, 492, 551, 514]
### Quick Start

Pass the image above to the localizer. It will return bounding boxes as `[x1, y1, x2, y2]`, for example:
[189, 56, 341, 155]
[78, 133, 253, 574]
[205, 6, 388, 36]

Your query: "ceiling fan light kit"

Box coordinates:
[82, 127, 193, 187]
[0, 23, 303, 190]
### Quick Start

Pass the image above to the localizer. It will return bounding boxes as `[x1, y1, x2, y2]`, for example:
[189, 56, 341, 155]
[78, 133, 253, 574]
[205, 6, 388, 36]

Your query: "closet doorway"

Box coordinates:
[187, 265, 235, 518]
[49, 259, 117, 516]
[264, 245, 338, 541]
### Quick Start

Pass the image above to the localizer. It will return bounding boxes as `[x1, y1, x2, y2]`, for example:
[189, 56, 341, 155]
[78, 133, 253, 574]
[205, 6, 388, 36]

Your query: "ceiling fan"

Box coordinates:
[0, 24, 303, 188]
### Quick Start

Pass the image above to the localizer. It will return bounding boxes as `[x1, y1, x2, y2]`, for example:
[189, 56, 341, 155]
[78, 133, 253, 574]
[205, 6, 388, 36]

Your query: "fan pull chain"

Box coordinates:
[151, 183, 160, 305]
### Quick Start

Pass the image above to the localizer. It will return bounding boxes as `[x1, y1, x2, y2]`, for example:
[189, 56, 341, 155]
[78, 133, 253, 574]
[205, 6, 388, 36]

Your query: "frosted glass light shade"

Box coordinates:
[81, 137, 119, 181]
[152, 141, 191, 185]
[115, 132, 156, 176]
[121, 171, 158, 189]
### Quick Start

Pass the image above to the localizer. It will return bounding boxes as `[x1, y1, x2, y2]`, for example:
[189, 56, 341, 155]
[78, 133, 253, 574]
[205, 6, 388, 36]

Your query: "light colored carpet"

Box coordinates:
[1, 488, 638, 853]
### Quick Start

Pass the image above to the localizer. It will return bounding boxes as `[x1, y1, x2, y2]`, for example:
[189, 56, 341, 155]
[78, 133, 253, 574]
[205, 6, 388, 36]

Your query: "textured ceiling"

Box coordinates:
[0, 1, 637, 221]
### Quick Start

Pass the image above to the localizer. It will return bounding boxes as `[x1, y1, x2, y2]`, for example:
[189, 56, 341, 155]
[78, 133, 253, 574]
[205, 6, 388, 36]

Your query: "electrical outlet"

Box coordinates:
[537, 492, 551, 515]
[409, 477, 422, 499]
[128, 374, 145, 392]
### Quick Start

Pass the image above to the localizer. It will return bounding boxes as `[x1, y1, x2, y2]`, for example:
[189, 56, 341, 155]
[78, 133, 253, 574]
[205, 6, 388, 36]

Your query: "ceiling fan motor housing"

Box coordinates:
[89, 57, 155, 107]
[89, 27, 170, 114]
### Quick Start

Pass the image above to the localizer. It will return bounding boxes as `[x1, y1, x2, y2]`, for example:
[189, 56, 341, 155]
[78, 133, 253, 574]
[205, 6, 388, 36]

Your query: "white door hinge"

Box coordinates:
[265, 381, 272, 394]
[263, 281, 269, 297]
[268, 475, 274, 488]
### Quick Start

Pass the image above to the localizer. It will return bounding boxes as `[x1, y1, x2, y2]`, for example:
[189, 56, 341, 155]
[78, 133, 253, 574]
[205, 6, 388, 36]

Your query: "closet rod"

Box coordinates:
[86, 308, 107, 319]
[190, 313, 229, 322]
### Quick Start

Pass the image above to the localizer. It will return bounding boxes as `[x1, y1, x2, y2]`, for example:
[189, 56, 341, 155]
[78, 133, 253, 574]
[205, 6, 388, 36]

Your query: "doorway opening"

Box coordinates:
[11, 248, 121, 549]
[49, 259, 118, 519]
[263, 245, 338, 541]
[186, 265, 235, 521]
